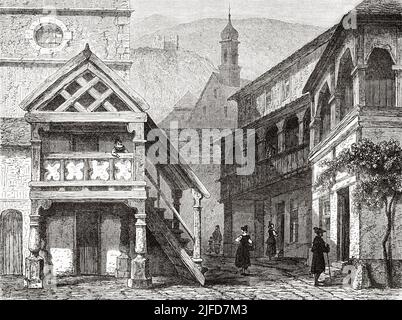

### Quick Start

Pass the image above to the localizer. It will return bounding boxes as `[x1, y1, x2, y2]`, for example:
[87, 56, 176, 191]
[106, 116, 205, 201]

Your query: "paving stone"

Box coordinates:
[1, 264, 401, 300]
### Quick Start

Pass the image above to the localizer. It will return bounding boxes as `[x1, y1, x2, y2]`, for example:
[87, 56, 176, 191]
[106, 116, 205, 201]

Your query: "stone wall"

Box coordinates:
[270, 188, 312, 259]
[0, 12, 130, 61]
[0, 8, 131, 118]
[47, 210, 76, 276]
[188, 74, 238, 129]
[0, 148, 31, 270]
[100, 213, 121, 275]
[237, 34, 328, 128]
[364, 259, 402, 287]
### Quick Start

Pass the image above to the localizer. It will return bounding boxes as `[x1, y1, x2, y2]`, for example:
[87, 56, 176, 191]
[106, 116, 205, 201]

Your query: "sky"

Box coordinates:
[130, 0, 363, 27]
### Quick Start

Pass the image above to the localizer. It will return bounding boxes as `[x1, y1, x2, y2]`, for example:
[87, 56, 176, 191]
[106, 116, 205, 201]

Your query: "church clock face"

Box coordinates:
[26, 17, 73, 54]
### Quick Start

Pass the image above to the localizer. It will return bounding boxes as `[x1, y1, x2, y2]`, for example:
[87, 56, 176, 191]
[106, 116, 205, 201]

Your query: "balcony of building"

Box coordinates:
[30, 151, 146, 201]
[220, 107, 311, 201]
[310, 47, 399, 154]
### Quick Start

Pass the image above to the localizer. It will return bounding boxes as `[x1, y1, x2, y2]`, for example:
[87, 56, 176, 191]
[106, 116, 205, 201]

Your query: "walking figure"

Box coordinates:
[311, 227, 330, 286]
[208, 236, 214, 254]
[265, 222, 277, 260]
[235, 225, 252, 275]
[212, 225, 222, 254]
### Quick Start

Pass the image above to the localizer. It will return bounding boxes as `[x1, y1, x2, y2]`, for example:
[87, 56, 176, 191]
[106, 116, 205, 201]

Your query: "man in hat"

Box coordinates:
[311, 227, 330, 286]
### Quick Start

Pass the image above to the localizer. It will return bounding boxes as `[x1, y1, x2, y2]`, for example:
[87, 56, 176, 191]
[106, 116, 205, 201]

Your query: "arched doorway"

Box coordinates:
[0, 209, 23, 275]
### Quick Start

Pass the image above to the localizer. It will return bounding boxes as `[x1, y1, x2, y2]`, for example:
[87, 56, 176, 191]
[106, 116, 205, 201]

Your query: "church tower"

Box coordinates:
[219, 9, 241, 87]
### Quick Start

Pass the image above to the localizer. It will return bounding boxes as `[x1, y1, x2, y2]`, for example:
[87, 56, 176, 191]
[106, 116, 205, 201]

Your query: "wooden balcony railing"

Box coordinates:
[221, 145, 310, 199]
[30, 153, 146, 200]
[41, 152, 135, 183]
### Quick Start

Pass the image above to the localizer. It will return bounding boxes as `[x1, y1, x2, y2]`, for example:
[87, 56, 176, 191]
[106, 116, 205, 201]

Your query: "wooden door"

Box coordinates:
[0, 210, 23, 275]
[76, 211, 100, 275]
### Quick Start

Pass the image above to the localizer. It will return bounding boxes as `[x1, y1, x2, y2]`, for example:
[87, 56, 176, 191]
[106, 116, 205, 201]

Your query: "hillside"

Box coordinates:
[130, 47, 216, 123]
[132, 14, 180, 41]
[132, 17, 326, 80]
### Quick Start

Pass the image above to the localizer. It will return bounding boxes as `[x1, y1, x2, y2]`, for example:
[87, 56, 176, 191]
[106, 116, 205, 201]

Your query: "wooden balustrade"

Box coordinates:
[30, 153, 147, 200]
[221, 145, 310, 199]
[42, 152, 134, 183]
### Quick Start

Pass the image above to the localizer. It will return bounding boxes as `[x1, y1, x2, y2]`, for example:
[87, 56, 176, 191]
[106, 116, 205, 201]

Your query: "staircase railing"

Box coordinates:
[145, 169, 195, 242]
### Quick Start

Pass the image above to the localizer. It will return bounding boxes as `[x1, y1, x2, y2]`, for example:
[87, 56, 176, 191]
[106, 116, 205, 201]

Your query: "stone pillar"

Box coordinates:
[311, 116, 321, 146]
[349, 184, 360, 259]
[330, 92, 341, 129]
[25, 200, 51, 289]
[127, 122, 146, 181]
[329, 191, 339, 262]
[276, 119, 285, 153]
[223, 200, 233, 257]
[296, 109, 307, 146]
[392, 66, 402, 108]
[127, 200, 152, 288]
[254, 200, 265, 258]
[116, 213, 131, 278]
[263, 198, 272, 257]
[172, 189, 183, 230]
[352, 65, 367, 108]
[192, 189, 203, 269]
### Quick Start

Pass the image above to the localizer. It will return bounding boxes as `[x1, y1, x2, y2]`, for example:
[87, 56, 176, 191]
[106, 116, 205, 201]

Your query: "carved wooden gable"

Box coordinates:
[39, 69, 132, 113]
[21, 44, 149, 115]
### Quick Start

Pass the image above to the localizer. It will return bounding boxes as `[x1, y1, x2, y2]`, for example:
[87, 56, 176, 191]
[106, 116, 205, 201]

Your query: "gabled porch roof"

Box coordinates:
[21, 44, 210, 199]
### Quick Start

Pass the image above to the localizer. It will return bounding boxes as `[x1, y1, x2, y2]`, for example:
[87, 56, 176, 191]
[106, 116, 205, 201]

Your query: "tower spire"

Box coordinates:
[219, 5, 240, 87]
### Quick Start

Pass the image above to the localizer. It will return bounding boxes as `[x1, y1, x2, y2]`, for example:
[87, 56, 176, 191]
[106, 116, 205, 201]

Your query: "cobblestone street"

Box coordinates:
[1, 258, 401, 300]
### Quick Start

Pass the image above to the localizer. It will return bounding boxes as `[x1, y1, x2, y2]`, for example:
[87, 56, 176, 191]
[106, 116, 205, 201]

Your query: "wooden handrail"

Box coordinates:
[30, 180, 146, 187]
[44, 152, 134, 160]
[145, 169, 195, 242]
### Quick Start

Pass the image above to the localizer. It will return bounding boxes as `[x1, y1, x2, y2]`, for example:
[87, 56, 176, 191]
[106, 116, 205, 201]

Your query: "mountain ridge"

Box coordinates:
[132, 16, 326, 80]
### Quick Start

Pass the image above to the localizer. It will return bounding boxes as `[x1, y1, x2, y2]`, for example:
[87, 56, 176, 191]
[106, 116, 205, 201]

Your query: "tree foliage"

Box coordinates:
[315, 138, 402, 209]
[314, 138, 402, 288]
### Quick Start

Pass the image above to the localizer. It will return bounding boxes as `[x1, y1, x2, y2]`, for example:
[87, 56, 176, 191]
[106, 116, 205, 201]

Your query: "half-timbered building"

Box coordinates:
[0, 0, 209, 289]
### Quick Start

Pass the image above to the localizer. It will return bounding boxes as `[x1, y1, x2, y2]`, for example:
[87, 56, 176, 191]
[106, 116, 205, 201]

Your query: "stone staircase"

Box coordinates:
[145, 196, 205, 285]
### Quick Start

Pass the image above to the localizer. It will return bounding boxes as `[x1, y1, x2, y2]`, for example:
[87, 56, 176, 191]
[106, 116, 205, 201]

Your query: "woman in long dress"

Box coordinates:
[235, 225, 252, 275]
[265, 222, 277, 260]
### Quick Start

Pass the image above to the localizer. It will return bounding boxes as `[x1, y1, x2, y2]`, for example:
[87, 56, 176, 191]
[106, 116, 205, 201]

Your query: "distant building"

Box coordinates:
[163, 35, 180, 52]
[159, 11, 248, 252]
[222, 27, 334, 260]
[152, 34, 180, 52]
[223, 0, 402, 287]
